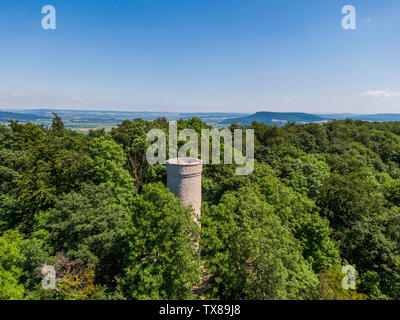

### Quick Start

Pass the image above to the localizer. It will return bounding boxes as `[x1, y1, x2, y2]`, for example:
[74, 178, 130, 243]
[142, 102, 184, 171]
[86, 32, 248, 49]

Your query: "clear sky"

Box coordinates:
[0, 0, 399, 113]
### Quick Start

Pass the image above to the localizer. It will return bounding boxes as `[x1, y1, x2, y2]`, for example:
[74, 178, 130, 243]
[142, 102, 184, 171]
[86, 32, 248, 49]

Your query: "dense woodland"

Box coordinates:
[0, 114, 400, 300]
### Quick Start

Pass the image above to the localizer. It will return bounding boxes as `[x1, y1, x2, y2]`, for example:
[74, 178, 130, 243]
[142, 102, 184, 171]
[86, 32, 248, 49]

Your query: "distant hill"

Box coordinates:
[321, 113, 400, 122]
[0, 111, 49, 122]
[221, 111, 328, 126]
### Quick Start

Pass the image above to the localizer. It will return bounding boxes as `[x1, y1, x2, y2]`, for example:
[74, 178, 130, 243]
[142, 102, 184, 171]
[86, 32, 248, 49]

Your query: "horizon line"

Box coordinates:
[2, 107, 400, 116]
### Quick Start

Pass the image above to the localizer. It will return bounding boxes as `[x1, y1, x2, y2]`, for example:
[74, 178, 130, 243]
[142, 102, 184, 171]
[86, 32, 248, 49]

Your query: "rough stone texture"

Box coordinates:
[166, 158, 202, 225]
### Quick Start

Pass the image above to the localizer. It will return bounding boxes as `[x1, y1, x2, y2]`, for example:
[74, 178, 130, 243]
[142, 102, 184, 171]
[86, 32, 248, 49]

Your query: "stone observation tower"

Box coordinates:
[166, 158, 202, 224]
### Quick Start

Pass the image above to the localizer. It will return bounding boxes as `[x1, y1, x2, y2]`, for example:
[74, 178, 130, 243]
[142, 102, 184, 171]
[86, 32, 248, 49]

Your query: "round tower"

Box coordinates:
[166, 158, 202, 224]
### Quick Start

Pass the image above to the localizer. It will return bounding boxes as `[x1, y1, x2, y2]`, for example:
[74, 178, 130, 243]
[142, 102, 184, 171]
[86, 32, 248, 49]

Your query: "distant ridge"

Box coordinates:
[0, 111, 50, 122]
[321, 113, 400, 122]
[221, 111, 328, 126]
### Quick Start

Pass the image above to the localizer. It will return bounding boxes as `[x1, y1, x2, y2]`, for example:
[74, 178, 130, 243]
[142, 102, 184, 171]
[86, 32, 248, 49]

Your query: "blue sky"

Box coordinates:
[0, 0, 399, 113]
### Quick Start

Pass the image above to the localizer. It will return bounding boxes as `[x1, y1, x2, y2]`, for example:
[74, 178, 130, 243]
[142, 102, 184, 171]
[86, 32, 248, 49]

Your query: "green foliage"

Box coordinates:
[317, 173, 387, 241]
[359, 271, 388, 300]
[36, 184, 131, 285]
[277, 154, 330, 199]
[201, 186, 319, 299]
[50, 113, 65, 134]
[250, 162, 340, 273]
[309, 266, 367, 300]
[118, 183, 201, 299]
[18, 238, 51, 292]
[89, 135, 136, 204]
[0, 230, 25, 299]
[341, 207, 400, 299]
[111, 119, 166, 192]
[384, 179, 400, 207]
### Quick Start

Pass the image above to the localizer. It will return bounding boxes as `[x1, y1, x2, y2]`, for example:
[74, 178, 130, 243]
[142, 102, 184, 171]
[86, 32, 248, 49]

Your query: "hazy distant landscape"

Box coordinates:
[0, 109, 249, 131]
[1, 109, 400, 132]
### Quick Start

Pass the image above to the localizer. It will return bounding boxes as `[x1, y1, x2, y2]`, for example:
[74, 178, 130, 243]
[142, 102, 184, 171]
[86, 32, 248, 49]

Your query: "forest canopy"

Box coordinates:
[0, 116, 399, 300]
